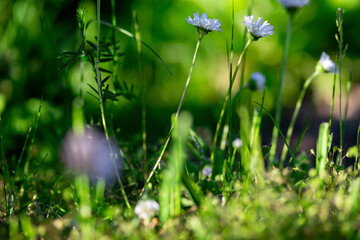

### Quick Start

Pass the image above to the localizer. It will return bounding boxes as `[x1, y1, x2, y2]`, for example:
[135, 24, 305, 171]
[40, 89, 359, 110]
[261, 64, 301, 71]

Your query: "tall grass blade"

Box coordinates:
[159, 112, 192, 224]
[335, 8, 347, 152]
[15, 97, 42, 178]
[255, 102, 295, 167]
[133, 10, 148, 179]
[0, 116, 10, 216]
[293, 118, 309, 156]
[344, 71, 352, 133]
[249, 108, 264, 185]
[280, 71, 319, 164]
[96, 0, 130, 210]
[270, 13, 293, 164]
[355, 123, 360, 170]
[316, 123, 329, 179]
[227, 0, 235, 180]
[328, 66, 337, 134]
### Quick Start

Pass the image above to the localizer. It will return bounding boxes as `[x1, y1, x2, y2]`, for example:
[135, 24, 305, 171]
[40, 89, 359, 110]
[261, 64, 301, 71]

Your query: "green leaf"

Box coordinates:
[346, 146, 358, 158]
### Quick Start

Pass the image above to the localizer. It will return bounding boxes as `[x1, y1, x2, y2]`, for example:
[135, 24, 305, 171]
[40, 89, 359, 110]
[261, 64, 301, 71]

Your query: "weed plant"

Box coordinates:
[0, 0, 360, 239]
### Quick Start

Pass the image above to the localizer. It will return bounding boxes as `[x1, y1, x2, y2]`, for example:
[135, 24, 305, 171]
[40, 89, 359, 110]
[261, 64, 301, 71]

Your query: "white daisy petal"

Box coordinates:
[186, 11, 222, 35]
[278, 0, 310, 9]
[243, 15, 274, 39]
[318, 52, 337, 74]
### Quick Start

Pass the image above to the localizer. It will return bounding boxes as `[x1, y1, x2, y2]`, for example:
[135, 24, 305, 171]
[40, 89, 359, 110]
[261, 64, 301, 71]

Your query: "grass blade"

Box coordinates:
[316, 123, 329, 179]
[255, 102, 295, 167]
[159, 112, 192, 224]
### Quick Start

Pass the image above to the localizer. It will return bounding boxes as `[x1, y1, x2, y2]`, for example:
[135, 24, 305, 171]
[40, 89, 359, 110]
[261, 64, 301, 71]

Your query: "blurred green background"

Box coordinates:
[1, 0, 360, 170]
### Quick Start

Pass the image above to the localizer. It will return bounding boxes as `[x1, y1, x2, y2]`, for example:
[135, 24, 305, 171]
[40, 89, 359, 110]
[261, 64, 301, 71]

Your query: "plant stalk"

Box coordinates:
[280, 71, 319, 167]
[270, 14, 293, 164]
[96, 0, 130, 210]
[211, 38, 252, 162]
[140, 36, 202, 198]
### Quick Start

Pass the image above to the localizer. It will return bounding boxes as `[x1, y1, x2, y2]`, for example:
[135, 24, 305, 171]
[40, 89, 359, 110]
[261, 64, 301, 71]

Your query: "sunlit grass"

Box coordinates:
[0, 0, 360, 239]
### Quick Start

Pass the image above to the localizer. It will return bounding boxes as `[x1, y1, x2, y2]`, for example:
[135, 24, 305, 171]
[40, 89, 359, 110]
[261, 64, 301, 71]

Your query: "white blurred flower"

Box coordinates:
[243, 15, 274, 40]
[248, 72, 266, 91]
[186, 11, 222, 35]
[232, 138, 243, 150]
[202, 166, 212, 177]
[134, 199, 160, 220]
[60, 127, 122, 183]
[278, 0, 310, 9]
[318, 52, 337, 73]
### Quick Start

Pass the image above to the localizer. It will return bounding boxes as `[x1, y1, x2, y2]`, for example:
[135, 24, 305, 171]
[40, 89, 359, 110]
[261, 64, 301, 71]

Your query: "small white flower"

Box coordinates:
[134, 199, 160, 220]
[248, 72, 266, 91]
[243, 15, 274, 40]
[186, 12, 222, 35]
[232, 138, 243, 150]
[278, 0, 310, 9]
[202, 166, 212, 177]
[318, 52, 337, 73]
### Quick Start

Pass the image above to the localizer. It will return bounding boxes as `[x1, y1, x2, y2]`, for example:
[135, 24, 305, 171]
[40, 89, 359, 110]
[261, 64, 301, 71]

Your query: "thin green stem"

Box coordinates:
[79, 61, 84, 97]
[338, 61, 343, 151]
[270, 14, 293, 163]
[344, 72, 352, 134]
[280, 71, 319, 166]
[140, 36, 202, 198]
[240, 0, 254, 88]
[227, 0, 235, 171]
[355, 122, 360, 171]
[96, 0, 130, 210]
[336, 8, 347, 159]
[328, 68, 337, 134]
[211, 38, 252, 162]
[110, 0, 119, 84]
[133, 11, 148, 180]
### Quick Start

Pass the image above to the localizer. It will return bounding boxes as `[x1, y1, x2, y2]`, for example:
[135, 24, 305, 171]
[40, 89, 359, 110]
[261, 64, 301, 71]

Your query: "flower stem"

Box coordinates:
[96, 0, 131, 210]
[240, 0, 254, 88]
[140, 36, 202, 198]
[227, 0, 235, 171]
[269, 14, 293, 164]
[280, 71, 319, 167]
[211, 38, 252, 162]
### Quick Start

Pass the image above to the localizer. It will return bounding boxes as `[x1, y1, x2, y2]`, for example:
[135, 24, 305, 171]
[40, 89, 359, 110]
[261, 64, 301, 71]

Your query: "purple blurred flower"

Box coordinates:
[60, 127, 122, 183]
[202, 166, 212, 177]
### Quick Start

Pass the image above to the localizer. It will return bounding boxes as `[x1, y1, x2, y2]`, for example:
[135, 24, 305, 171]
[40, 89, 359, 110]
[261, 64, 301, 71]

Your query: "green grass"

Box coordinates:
[1, 1, 360, 239]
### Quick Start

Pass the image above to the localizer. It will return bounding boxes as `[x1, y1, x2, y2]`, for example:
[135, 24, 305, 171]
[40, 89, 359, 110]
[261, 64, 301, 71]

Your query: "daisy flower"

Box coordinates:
[317, 52, 337, 73]
[186, 11, 222, 36]
[243, 15, 274, 40]
[278, 0, 310, 9]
